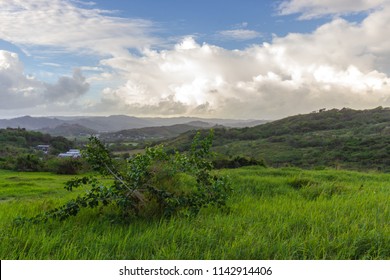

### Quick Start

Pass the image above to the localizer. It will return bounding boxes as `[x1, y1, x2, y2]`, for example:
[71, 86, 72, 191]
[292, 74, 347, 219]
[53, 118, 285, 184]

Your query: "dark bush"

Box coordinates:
[213, 156, 267, 169]
[14, 154, 43, 172]
[45, 157, 87, 175]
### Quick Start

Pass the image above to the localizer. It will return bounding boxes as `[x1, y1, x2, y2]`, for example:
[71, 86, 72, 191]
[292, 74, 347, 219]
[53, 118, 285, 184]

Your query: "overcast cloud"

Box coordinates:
[1, 0, 390, 119]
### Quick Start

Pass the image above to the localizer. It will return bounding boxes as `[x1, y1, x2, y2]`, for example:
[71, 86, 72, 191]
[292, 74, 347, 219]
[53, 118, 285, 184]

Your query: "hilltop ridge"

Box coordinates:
[163, 107, 390, 171]
[0, 115, 268, 135]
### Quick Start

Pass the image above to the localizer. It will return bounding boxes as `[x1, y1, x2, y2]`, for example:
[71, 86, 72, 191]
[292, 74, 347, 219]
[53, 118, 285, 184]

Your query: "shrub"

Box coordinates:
[0, 156, 15, 170]
[213, 156, 267, 169]
[14, 154, 43, 172]
[28, 130, 231, 222]
[45, 158, 84, 175]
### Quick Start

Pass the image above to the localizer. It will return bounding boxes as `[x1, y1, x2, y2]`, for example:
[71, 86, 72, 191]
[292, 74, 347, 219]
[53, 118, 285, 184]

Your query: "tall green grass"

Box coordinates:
[1, 167, 389, 259]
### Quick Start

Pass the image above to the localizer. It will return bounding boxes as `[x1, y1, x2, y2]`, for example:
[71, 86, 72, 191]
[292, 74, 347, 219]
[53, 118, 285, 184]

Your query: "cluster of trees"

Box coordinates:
[0, 128, 73, 153]
[0, 128, 84, 174]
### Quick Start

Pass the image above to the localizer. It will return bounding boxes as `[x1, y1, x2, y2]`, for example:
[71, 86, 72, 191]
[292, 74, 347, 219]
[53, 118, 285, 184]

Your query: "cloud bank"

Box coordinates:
[95, 29, 390, 118]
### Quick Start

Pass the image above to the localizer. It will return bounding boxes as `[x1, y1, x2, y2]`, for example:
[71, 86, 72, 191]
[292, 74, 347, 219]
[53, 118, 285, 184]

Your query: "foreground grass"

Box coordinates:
[0, 167, 390, 259]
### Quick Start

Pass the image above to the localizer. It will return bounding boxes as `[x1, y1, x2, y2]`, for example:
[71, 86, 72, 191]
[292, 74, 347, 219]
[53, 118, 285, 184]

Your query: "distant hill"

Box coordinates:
[0, 115, 157, 133]
[100, 122, 215, 142]
[163, 107, 390, 171]
[0, 115, 268, 135]
[66, 115, 156, 132]
[0, 116, 64, 130]
[142, 117, 268, 127]
[38, 123, 97, 137]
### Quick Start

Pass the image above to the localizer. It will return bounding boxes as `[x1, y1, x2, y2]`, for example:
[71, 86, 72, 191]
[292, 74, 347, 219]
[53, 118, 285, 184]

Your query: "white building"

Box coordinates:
[36, 145, 50, 154]
[58, 149, 81, 158]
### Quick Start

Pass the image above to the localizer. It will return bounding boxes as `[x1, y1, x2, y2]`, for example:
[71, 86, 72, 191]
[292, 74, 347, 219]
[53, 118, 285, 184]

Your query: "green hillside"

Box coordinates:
[0, 127, 73, 151]
[100, 122, 213, 142]
[163, 107, 390, 171]
[0, 128, 74, 169]
[38, 123, 97, 137]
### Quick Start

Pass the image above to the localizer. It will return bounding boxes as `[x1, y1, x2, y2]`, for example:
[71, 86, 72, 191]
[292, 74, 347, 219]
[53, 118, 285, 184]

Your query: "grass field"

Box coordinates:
[1, 167, 390, 259]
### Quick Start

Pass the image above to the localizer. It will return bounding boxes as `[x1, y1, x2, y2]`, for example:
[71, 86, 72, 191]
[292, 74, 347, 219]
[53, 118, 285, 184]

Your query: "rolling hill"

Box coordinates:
[0, 116, 64, 130]
[38, 123, 98, 137]
[100, 122, 215, 142]
[163, 107, 390, 171]
[0, 115, 268, 135]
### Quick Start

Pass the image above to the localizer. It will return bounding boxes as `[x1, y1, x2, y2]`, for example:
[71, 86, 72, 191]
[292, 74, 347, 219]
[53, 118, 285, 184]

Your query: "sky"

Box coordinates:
[1, 0, 390, 120]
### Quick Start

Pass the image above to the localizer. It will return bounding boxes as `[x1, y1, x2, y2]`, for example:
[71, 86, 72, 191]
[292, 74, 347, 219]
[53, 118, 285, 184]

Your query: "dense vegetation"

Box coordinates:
[1, 167, 389, 259]
[164, 107, 390, 171]
[0, 127, 73, 154]
[0, 127, 83, 173]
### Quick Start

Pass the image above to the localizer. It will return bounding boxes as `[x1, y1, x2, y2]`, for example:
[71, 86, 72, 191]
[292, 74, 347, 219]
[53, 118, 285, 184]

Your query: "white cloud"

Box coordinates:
[0, 0, 158, 56]
[88, 4, 390, 119]
[0, 50, 44, 109]
[218, 29, 261, 41]
[88, 36, 389, 118]
[278, 0, 388, 19]
[0, 50, 90, 112]
[41, 62, 61, 67]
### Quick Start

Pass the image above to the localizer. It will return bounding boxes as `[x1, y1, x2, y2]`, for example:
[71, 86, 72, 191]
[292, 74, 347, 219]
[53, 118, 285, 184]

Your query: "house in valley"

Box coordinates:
[58, 149, 81, 158]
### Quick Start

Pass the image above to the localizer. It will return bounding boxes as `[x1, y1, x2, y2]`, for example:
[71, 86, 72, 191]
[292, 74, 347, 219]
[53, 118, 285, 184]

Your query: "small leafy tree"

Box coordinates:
[29, 130, 231, 222]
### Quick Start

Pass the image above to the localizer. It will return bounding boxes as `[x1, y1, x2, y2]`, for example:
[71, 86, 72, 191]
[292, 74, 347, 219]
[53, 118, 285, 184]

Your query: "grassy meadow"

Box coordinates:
[0, 167, 390, 259]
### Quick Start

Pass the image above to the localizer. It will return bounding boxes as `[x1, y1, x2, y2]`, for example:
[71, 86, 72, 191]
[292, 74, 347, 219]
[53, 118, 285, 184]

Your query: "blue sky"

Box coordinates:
[89, 0, 323, 45]
[0, 0, 390, 119]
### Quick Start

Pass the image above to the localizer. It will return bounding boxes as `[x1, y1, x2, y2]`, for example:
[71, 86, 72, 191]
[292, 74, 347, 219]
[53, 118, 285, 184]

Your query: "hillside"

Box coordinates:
[100, 122, 214, 142]
[38, 123, 97, 137]
[0, 128, 73, 151]
[0, 115, 267, 134]
[0, 116, 64, 130]
[163, 107, 390, 171]
[0, 128, 74, 169]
